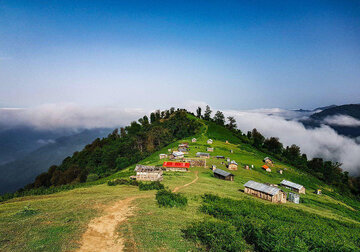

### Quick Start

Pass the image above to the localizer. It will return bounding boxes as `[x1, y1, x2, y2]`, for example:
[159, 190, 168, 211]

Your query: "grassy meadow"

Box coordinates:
[0, 119, 359, 251]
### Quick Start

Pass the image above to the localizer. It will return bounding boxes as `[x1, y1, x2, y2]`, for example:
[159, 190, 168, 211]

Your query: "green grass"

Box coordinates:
[0, 119, 359, 251]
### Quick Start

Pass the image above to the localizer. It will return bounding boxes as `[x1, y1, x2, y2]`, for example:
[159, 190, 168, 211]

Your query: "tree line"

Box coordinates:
[196, 105, 360, 198]
[25, 109, 201, 190]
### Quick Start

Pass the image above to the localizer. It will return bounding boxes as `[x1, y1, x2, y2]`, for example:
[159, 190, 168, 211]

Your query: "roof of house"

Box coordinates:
[229, 160, 238, 165]
[196, 152, 210, 156]
[214, 168, 233, 177]
[172, 151, 184, 157]
[216, 156, 225, 158]
[262, 165, 269, 169]
[163, 162, 190, 168]
[244, 180, 281, 196]
[135, 165, 161, 172]
[280, 179, 304, 190]
[207, 139, 213, 142]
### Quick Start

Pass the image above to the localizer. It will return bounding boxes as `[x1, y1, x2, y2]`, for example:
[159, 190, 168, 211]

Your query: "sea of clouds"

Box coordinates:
[0, 103, 359, 175]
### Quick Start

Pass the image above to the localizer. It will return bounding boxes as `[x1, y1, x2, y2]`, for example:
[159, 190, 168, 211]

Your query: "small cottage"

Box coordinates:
[230, 149, 233, 153]
[159, 154, 167, 159]
[226, 158, 231, 162]
[263, 157, 274, 166]
[207, 139, 213, 144]
[179, 142, 189, 148]
[244, 165, 250, 170]
[196, 152, 210, 158]
[184, 158, 206, 168]
[278, 169, 283, 175]
[213, 168, 234, 181]
[207, 147, 214, 152]
[316, 189, 322, 195]
[134, 165, 163, 181]
[211, 165, 217, 171]
[228, 160, 238, 170]
[288, 192, 300, 204]
[280, 179, 306, 194]
[192, 138, 197, 143]
[178, 147, 188, 154]
[244, 180, 287, 203]
[163, 161, 190, 172]
[171, 151, 184, 159]
[262, 165, 271, 172]
[225, 140, 229, 144]
[216, 156, 225, 159]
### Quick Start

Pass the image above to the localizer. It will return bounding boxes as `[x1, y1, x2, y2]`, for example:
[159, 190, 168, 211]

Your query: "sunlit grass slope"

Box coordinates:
[0, 118, 359, 251]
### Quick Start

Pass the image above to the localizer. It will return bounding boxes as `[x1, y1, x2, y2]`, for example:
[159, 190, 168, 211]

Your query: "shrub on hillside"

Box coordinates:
[156, 189, 187, 208]
[107, 179, 139, 186]
[183, 219, 246, 252]
[138, 181, 165, 191]
[86, 173, 99, 182]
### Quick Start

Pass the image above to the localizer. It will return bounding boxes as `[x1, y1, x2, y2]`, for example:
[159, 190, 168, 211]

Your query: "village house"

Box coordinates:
[134, 165, 163, 181]
[211, 165, 216, 170]
[159, 154, 167, 159]
[207, 139, 213, 144]
[163, 161, 190, 172]
[225, 140, 229, 144]
[288, 192, 300, 204]
[226, 158, 231, 162]
[216, 156, 225, 159]
[244, 165, 250, 170]
[184, 158, 206, 168]
[263, 157, 274, 166]
[179, 142, 189, 148]
[207, 147, 214, 152]
[178, 147, 188, 154]
[280, 179, 306, 194]
[262, 165, 271, 172]
[278, 169, 283, 175]
[316, 189, 322, 195]
[244, 180, 287, 203]
[192, 138, 197, 143]
[228, 160, 238, 170]
[230, 149, 233, 153]
[213, 168, 234, 181]
[171, 151, 184, 159]
[196, 152, 210, 158]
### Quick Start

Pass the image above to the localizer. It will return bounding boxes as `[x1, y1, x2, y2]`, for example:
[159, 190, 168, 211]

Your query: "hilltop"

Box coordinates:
[0, 109, 359, 251]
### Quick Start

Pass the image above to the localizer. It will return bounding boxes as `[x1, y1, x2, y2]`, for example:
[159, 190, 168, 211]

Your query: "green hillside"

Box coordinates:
[0, 113, 359, 251]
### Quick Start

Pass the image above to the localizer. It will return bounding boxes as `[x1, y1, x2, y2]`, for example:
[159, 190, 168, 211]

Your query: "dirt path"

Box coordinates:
[172, 171, 199, 193]
[76, 195, 149, 252]
[77, 171, 199, 252]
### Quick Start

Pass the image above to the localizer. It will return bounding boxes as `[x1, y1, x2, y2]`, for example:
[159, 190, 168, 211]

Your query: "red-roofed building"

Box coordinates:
[262, 165, 271, 172]
[163, 162, 190, 172]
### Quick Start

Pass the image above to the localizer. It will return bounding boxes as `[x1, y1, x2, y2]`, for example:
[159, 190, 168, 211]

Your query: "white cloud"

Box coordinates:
[223, 109, 360, 175]
[0, 103, 145, 130]
[323, 115, 360, 127]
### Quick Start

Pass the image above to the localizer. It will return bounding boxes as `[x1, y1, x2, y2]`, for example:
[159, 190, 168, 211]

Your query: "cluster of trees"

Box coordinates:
[26, 109, 201, 190]
[196, 105, 360, 197]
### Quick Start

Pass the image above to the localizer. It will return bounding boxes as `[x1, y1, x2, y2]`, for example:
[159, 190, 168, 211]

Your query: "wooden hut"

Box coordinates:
[280, 179, 306, 194]
[159, 154, 167, 159]
[213, 168, 234, 181]
[288, 192, 300, 204]
[207, 139, 213, 144]
[228, 160, 238, 170]
[163, 161, 190, 172]
[216, 156, 225, 159]
[262, 165, 271, 172]
[134, 165, 163, 181]
[184, 158, 206, 168]
[171, 151, 184, 159]
[244, 165, 250, 170]
[244, 180, 286, 203]
[316, 189, 322, 195]
[263, 157, 274, 166]
[178, 147, 188, 154]
[192, 138, 197, 143]
[196, 152, 210, 158]
[207, 147, 214, 152]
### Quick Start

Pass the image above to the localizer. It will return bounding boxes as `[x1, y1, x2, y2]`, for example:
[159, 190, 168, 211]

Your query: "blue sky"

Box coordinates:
[0, 0, 359, 110]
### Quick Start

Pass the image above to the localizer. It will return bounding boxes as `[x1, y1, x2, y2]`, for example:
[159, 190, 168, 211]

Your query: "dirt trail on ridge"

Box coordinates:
[173, 171, 199, 193]
[76, 171, 199, 252]
[76, 195, 149, 252]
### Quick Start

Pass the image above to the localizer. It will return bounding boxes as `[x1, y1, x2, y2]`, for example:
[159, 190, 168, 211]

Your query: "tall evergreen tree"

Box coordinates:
[196, 107, 202, 118]
[214, 111, 225, 125]
[204, 105, 212, 121]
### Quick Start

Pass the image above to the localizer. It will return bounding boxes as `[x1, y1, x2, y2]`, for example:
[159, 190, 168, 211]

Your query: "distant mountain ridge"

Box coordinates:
[0, 128, 111, 194]
[311, 104, 360, 120]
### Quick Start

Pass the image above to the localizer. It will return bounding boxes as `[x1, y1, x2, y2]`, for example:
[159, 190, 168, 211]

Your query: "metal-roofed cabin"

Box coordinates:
[280, 179, 306, 194]
[244, 180, 286, 203]
[213, 168, 234, 181]
[134, 165, 163, 181]
[196, 152, 210, 158]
